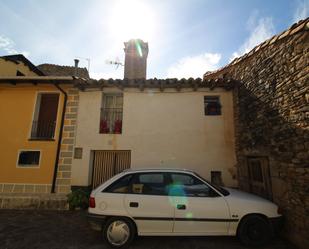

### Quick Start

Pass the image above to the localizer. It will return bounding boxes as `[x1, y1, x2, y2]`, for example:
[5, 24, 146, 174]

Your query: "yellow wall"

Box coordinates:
[0, 83, 66, 184]
[0, 58, 38, 76]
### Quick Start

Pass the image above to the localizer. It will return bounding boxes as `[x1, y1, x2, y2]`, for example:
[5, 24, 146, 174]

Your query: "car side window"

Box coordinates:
[104, 174, 133, 193]
[168, 173, 219, 197]
[131, 173, 167, 195]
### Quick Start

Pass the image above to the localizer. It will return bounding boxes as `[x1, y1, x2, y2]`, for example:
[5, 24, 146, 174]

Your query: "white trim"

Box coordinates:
[28, 91, 61, 140]
[16, 149, 42, 168]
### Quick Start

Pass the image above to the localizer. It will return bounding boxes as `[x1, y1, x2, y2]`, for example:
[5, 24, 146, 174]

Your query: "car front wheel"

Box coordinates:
[103, 217, 136, 248]
[238, 215, 272, 247]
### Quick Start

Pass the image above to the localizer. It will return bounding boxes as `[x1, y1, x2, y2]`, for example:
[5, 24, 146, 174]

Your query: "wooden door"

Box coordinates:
[92, 150, 131, 189]
[247, 157, 272, 200]
[37, 93, 59, 138]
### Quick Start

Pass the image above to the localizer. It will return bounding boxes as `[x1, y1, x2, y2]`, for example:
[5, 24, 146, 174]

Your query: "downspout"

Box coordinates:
[51, 83, 68, 193]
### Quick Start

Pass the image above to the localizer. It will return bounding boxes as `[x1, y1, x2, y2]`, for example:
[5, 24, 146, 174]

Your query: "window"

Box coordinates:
[168, 173, 219, 197]
[100, 94, 123, 134]
[31, 93, 59, 139]
[131, 173, 166, 195]
[204, 96, 221, 115]
[17, 151, 40, 167]
[104, 174, 133, 193]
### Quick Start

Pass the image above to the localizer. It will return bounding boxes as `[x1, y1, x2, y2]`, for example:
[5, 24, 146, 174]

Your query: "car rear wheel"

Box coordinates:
[238, 215, 272, 247]
[103, 217, 136, 248]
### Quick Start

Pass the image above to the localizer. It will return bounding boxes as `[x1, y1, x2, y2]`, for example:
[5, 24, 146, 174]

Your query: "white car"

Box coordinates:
[87, 169, 282, 248]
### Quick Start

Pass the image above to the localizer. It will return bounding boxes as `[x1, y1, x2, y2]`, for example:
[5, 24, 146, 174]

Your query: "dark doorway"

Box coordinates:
[247, 157, 272, 200]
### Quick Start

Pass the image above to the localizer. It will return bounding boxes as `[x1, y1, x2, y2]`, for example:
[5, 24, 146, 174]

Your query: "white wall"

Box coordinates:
[72, 88, 237, 187]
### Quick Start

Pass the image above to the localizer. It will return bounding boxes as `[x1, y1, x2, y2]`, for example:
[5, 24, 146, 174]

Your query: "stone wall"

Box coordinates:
[205, 21, 309, 248]
[54, 88, 79, 194]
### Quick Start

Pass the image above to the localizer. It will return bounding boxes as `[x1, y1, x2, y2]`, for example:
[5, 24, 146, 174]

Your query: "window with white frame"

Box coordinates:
[31, 93, 59, 139]
[99, 93, 123, 134]
[17, 151, 40, 167]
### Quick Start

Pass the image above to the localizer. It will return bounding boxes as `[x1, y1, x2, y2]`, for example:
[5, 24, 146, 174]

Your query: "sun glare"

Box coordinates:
[109, 0, 155, 42]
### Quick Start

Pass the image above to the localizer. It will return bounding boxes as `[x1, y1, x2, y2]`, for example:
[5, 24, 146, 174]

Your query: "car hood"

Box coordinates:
[223, 187, 280, 218]
[224, 187, 271, 203]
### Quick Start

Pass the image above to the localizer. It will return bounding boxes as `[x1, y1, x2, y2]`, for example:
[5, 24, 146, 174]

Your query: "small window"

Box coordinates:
[100, 94, 123, 134]
[168, 173, 218, 197]
[16, 70, 25, 76]
[18, 151, 40, 167]
[104, 174, 133, 193]
[131, 173, 166, 195]
[204, 96, 221, 115]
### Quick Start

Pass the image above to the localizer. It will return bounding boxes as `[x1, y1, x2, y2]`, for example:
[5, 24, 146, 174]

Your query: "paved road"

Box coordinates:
[0, 210, 297, 249]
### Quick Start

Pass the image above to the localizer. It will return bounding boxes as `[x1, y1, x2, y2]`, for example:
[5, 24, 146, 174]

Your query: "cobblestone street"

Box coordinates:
[0, 210, 298, 249]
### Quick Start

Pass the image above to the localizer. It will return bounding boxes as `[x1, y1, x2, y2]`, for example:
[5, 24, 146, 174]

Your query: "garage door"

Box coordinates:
[92, 150, 131, 189]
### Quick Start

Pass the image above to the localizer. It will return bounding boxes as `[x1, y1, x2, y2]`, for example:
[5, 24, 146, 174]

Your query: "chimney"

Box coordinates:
[74, 59, 79, 77]
[124, 39, 148, 79]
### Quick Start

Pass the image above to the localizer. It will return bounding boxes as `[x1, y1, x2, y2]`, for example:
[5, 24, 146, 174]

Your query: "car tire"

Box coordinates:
[238, 215, 272, 247]
[103, 217, 136, 248]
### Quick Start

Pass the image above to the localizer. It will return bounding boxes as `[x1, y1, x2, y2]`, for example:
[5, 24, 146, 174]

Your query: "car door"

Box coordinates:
[167, 172, 230, 235]
[124, 172, 174, 235]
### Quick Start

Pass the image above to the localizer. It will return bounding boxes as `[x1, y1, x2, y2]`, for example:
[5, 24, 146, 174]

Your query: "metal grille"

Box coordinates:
[31, 120, 56, 139]
[92, 150, 131, 189]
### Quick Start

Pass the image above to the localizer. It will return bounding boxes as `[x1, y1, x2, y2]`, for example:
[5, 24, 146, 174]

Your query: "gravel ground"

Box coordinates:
[0, 210, 298, 249]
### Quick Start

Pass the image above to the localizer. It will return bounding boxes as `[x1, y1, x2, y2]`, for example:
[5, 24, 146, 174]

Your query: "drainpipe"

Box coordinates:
[51, 83, 68, 193]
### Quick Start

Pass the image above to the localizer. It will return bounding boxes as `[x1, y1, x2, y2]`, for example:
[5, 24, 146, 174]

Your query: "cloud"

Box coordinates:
[231, 16, 275, 61]
[0, 35, 29, 56]
[166, 53, 221, 79]
[293, 0, 309, 23]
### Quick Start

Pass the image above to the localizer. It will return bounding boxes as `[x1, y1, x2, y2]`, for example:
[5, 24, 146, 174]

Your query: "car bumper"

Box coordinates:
[269, 216, 284, 234]
[87, 212, 107, 231]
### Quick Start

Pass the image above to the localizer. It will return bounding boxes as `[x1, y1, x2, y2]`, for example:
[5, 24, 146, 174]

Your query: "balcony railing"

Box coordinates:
[100, 108, 123, 134]
[31, 120, 56, 139]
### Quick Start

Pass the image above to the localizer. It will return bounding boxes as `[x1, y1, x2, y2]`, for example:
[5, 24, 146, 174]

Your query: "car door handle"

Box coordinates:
[129, 202, 139, 208]
[177, 204, 186, 210]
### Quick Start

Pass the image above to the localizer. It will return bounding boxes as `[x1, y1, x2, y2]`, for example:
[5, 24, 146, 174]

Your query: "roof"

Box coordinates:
[75, 77, 237, 91]
[123, 168, 197, 174]
[0, 76, 79, 85]
[37, 63, 89, 78]
[0, 54, 45, 76]
[204, 17, 309, 79]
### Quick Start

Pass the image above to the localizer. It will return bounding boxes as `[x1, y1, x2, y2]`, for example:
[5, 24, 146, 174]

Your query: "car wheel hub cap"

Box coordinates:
[107, 221, 130, 246]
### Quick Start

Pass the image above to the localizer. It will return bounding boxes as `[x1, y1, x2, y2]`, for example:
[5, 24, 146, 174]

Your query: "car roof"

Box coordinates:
[122, 168, 197, 174]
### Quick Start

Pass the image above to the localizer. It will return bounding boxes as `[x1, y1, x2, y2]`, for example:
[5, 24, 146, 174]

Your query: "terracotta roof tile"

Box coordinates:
[37, 64, 89, 78]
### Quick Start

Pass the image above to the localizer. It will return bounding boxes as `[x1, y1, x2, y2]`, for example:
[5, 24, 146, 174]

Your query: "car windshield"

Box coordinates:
[194, 172, 230, 196]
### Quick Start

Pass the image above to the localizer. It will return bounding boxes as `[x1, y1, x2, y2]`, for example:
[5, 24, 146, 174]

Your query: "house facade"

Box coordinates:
[70, 39, 238, 190]
[0, 55, 83, 204]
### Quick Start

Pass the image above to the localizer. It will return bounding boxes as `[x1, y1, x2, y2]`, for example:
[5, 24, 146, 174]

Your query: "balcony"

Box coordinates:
[100, 108, 123, 134]
[30, 120, 56, 140]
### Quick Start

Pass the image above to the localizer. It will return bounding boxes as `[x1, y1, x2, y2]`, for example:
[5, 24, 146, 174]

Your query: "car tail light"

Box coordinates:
[89, 197, 96, 208]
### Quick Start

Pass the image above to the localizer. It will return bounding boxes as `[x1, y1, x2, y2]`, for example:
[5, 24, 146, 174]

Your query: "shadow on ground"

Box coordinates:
[0, 210, 297, 249]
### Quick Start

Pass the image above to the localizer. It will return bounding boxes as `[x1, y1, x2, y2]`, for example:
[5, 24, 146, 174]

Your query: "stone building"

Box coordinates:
[204, 18, 309, 249]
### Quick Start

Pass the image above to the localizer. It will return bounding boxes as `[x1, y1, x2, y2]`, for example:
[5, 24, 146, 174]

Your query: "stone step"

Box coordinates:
[0, 193, 68, 210]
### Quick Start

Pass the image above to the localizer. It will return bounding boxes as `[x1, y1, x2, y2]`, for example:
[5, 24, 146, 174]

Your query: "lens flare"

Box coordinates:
[135, 40, 143, 57]
[168, 184, 188, 207]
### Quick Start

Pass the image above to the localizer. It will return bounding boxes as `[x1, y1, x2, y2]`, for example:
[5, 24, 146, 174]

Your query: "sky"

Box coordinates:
[0, 0, 308, 79]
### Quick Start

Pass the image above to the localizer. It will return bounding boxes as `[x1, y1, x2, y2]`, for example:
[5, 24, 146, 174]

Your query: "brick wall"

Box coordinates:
[205, 22, 309, 248]
[55, 88, 79, 194]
